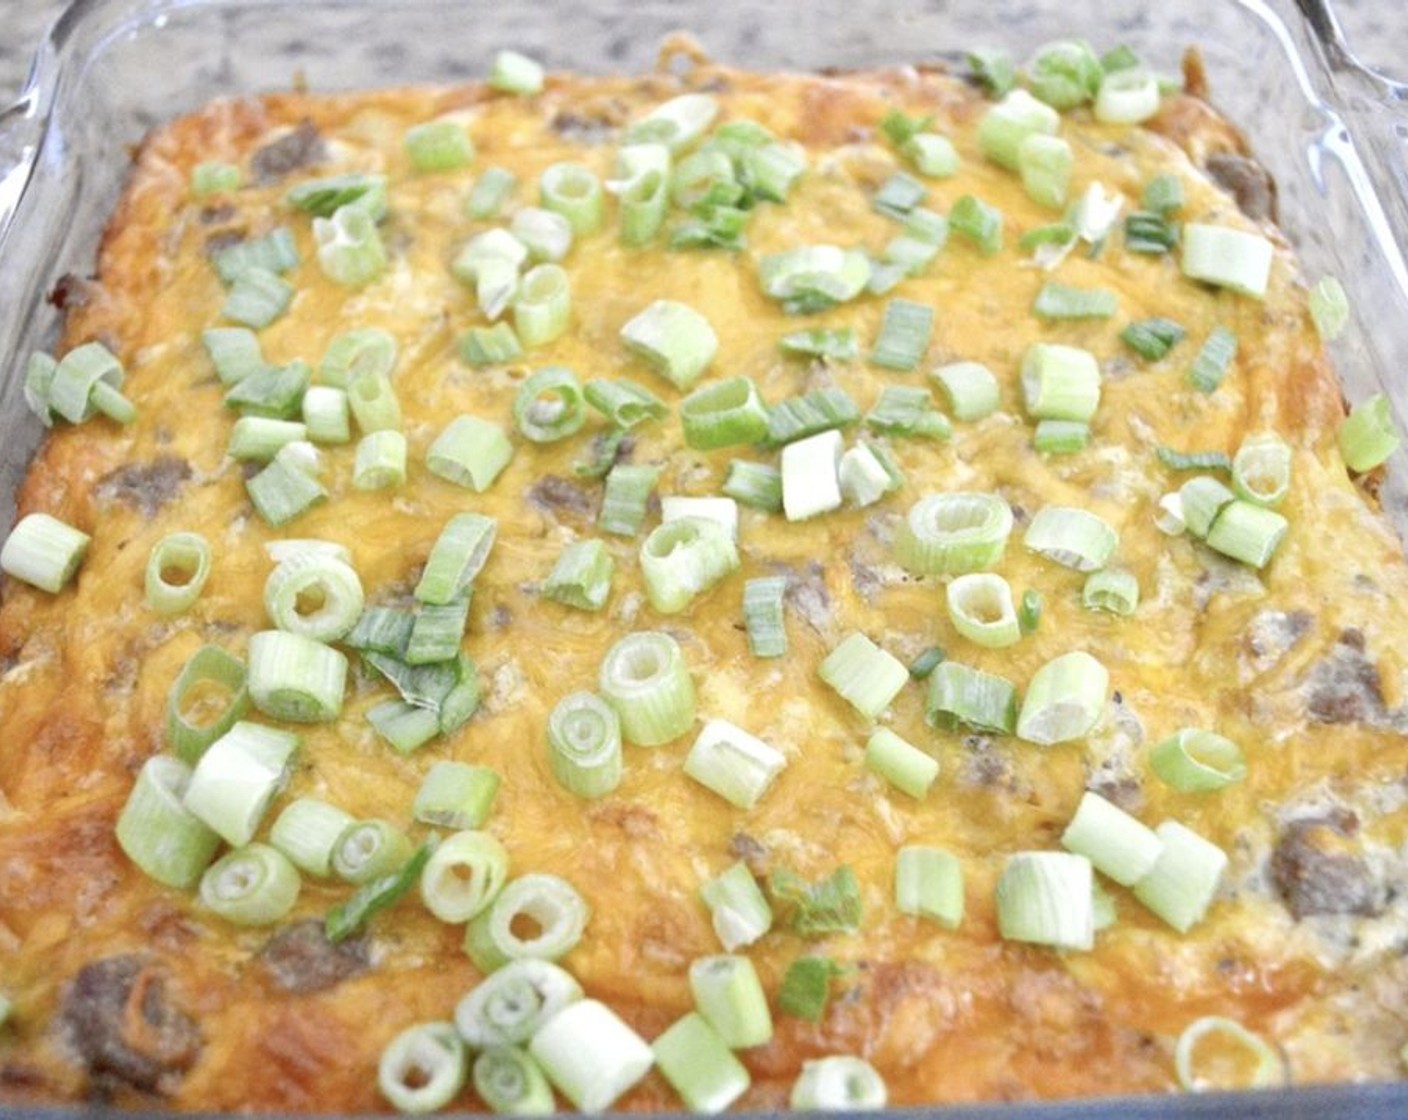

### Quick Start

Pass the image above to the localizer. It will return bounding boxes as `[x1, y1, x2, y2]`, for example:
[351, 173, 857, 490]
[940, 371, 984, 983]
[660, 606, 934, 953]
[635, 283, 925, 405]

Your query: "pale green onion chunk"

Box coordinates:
[997, 852, 1094, 951]
[454, 229, 529, 285]
[1016, 651, 1109, 746]
[286, 173, 388, 219]
[1021, 343, 1101, 422]
[905, 133, 959, 178]
[1023, 506, 1118, 571]
[949, 194, 1003, 256]
[865, 728, 939, 799]
[420, 830, 510, 923]
[1060, 791, 1162, 886]
[1179, 476, 1237, 538]
[269, 797, 354, 878]
[619, 167, 668, 246]
[599, 463, 661, 537]
[321, 328, 398, 387]
[514, 264, 571, 348]
[529, 999, 653, 1112]
[838, 442, 897, 508]
[1028, 38, 1102, 108]
[1019, 589, 1043, 634]
[977, 88, 1060, 170]
[1231, 433, 1292, 506]
[456, 959, 582, 1053]
[547, 691, 623, 799]
[414, 761, 500, 830]
[144, 532, 212, 616]
[1018, 134, 1073, 210]
[779, 327, 860, 362]
[415, 513, 497, 606]
[513, 366, 587, 443]
[909, 646, 946, 681]
[1205, 500, 1288, 568]
[584, 377, 669, 428]
[869, 299, 935, 372]
[1034, 419, 1091, 455]
[925, 660, 1016, 734]
[116, 755, 221, 889]
[544, 539, 614, 611]
[1094, 69, 1162, 123]
[303, 386, 351, 444]
[347, 371, 403, 434]
[223, 266, 294, 329]
[757, 245, 872, 314]
[192, 160, 242, 196]
[895, 845, 964, 928]
[700, 861, 773, 951]
[182, 720, 297, 847]
[653, 1012, 751, 1114]
[598, 631, 694, 746]
[314, 203, 387, 287]
[511, 207, 574, 263]
[203, 327, 266, 385]
[872, 171, 928, 219]
[48, 341, 134, 425]
[723, 460, 783, 512]
[1150, 728, 1247, 792]
[490, 49, 544, 95]
[661, 497, 739, 540]
[166, 645, 250, 763]
[1156, 492, 1187, 536]
[781, 429, 843, 521]
[246, 442, 328, 526]
[895, 492, 1013, 575]
[790, 1056, 887, 1111]
[1338, 393, 1401, 472]
[626, 92, 719, 152]
[639, 517, 740, 614]
[475, 257, 519, 320]
[473, 1046, 554, 1116]
[461, 323, 524, 367]
[405, 119, 475, 172]
[946, 572, 1021, 649]
[225, 360, 310, 420]
[683, 718, 787, 810]
[467, 166, 518, 220]
[264, 552, 364, 642]
[334, 819, 414, 885]
[764, 387, 862, 447]
[1132, 821, 1228, 932]
[1187, 326, 1238, 393]
[689, 954, 773, 1049]
[1081, 567, 1140, 616]
[1122, 317, 1187, 362]
[1181, 223, 1274, 298]
[680, 377, 769, 450]
[464, 873, 590, 973]
[199, 843, 300, 927]
[368, 701, 442, 754]
[1310, 275, 1350, 341]
[248, 630, 348, 722]
[405, 596, 473, 666]
[354, 430, 408, 490]
[931, 361, 1000, 422]
[818, 632, 908, 721]
[742, 575, 788, 659]
[540, 161, 604, 235]
[378, 1021, 468, 1114]
[211, 228, 299, 285]
[427, 415, 514, 491]
[620, 300, 718, 390]
[1033, 281, 1118, 321]
[1174, 1016, 1287, 1093]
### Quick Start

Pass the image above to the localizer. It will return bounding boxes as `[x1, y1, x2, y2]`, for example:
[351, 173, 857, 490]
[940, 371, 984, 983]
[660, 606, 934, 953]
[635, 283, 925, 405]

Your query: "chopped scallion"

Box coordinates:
[420, 829, 510, 923]
[378, 1021, 468, 1114]
[1032, 282, 1117, 321]
[544, 538, 615, 611]
[1021, 343, 1101, 422]
[723, 460, 783, 512]
[742, 575, 788, 659]
[781, 429, 843, 521]
[700, 861, 773, 951]
[1027, 39, 1102, 109]
[1132, 821, 1228, 932]
[764, 387, 861, 448]
[1121, 317, 1186, 360]
[1338, 393, 1400, 472]
[620, 299, 718, 390]
[415, 761, 500, 830]
[1174, 1017, 1286, 1092]
[353, 430, 408, 490]
[598, 631, 694, 746]
[313, 203, 387, 288]
[1187, 326, 1238, 393]
[689, 954, 773, 1049]
[1060, 791, 1162, 886]
[325, 841, 434, 942]
[455, 959, 582, 1050]
[1033, 419, 1091, 454]
[790, 1056, 887, 1111]
[467, 166, 518, 220]
[540, 161, 604, 235]
[1023, 505, 1118, 571]
[598, 462, 661, 537]
[680, 377, 769, 450]
[895, 492, 1013, 575]
[996, 851, 1094, 950]
[818, 632, 907, 720]
[116, 755, 221, 889]
[165, 645, 249, 763]
[405, 118, 475, 172]
[1081, 567, 1140, 616]
[514, 263, 571, 349]
[528, 999, 654, 1112]
[473, 1047, 554, 1116]
[925, 659, 1017, 734]
[427, 415, 514, 492]
[490, 49, 545, 95]
[683, 719, 787, 810]
[547, 692, 623, 800]
[652, 1012, 751, 1114]
[181, 720, 298, 847]
[930, 361, 1000, 421]
[199, 843, 300, 926]
[269, 797, 354, 878]
[264, 551, 365, 641]
[247, 629, 347, 723]
[777, 956, 844, 1023]
[865, 728, 938, 799]
[145, 532, 212, 616]
[464, 873, 589, 973]
[1181, 223, 1273, 298]
[1015, 651, 1109, 745]
[1231, 433, 1291, 506]
[946, 572, 1021, 648]
[1205, 499, 1288, 568]
[1018, 134, 1073, 210]
[895, 845, 964, 928]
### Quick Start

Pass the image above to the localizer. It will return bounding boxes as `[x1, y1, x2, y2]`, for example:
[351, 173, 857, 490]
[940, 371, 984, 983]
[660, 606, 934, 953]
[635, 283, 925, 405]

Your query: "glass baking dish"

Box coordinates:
[0, 0, 1406, 1116]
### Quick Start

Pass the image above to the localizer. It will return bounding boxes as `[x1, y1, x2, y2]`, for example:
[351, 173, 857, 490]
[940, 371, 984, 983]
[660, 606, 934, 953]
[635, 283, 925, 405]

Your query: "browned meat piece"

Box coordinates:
[779, 562, 832, 634]
[1271, 812, 1380, 919]
[526, 474, 595, 520]
[1304, 629, 1386, 725]
[1244, 608, 1313, 674]
[257, 921, 371, 994]
[59, 956, 200, 1096]
[251, 120, 327, 184]
[1205, 152, 1277, 223]
[93, 456, 192, 518]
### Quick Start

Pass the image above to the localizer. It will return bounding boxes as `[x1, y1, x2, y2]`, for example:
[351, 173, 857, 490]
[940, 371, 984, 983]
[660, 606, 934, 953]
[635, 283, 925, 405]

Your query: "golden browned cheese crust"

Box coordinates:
[1, 51, 1407, 1111]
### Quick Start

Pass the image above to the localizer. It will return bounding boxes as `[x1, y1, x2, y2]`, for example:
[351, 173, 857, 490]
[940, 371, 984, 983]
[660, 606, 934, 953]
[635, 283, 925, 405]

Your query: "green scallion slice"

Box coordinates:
[547, 691, 623, 800]
[332, 819, 414, 886]
[223, 266, 295, 329]
[211, 228, 299, 285]
[224, 360, 311, 420]
[203, 327, 266, 385]
[313, 203, 388, 288]
[869, 299, 935, 371]
[723, 461, 783, 512]
[661, 496, 737, 540]
[625, 93, 719, 152]
[764, 387, 861, 448]
[1150, 728, 1247, 792]
[419, 829, 510, 923]
[1021, 343, 1101, 422]
[181, 720, 298, 847]
[264, 551, 365, 642]
[700, 861, 772, 951]
[770, 866, 862, 937]
[1081, 567, 1140, 616]
[967, 49, 1017, 98]
[689, 954, 772, 1049]
[366, 700, 440, 754]
[679, 377, 769, 450]
[1033, 281, 1118, 321]
[598, 630, 694, 746]
[905, 133, 960, 178]
[757, 245, 872, 314]
[511, 207, 574, 263]
[1060, 791, 1162, 886]
[143, 532, 211, 616]
[865, 728, 938, 799]
[467, 166, 519, 220]
[779, 327, 860, 362]
[303, 386, 350, 444]
[1310, 275, 1350, 342]
[1016, 651, 1109, 745]
[405, 118, 475, 172]
[895, 492, 1014, 575]
[977, 89, 1059, 170]
[873, 172, 928, 220]
[781, 430, 843, 521]
[652, 1012, 750, 1114]
[490, 49, 545, 95]
[1095, 69, 1162, 122]
[1027, 39, 1102, 109]
[165, 645, 249, 763]
[514, 264, 571, 349]
[1033, 419, 1091, 454]
[1338, 393, 1400, 472]
[1231, 433, 1292, 506]
[1018, 134, 1073, 210]
[683, 718, 787, 810]
[540, 161, 604, 235]
[427, 415, 514, 492]
[1023, 506, 1118, 571]
[414, 762, 499, 831]
[543, 538, 614, 611]
[1179, 476, 1237, 538]
[455, 959, 582, 1051]
[326, 841, 434, 943]
[414, 513, 497, 608]
[247, 629, 347, 723]
[378, 1022, 468, 1114]
[528, 999, 653, 1112]
[1187, 326, 1238, 393]
[47, 341, 134, 425]
[1121, 317, 1186, 361]
[1205, 500, 1288, 568]
[269, 797, 354, 878]
[838, 442, 898, 508]
[192, 160, 241, 196]
[925, 659, 1016, 734]
[949, 194, 1003, 256]
[352, 430, 407, 490]
[460, 323, 524, 368]
[1019, 589, 1043, 634]
[930, 361, 1000, 422]
[199, 843, 300, 927]
[116, 755, 221, 889]
[286, 173, 387, 219]
[777, 957, 844, 1024]
[1174, 1017, 1287, 1092]
[595, 462, 658, 537]
[895, 845, 964, 928]
[1181, 223, 1274, 298]
[1132, 821, 1228, 932]
[790, 1057, 887, 1111]
[464, 873, 590, 973]
[583, 378, 669, 429]
[246, 443, 327, 527]
[908, 646, 946, 680]
[818, 632, 908, 720]
[321, 328, 398, 388]
[1156, 446, 1232, 473]
[1124, 209, 1180, 254]
[742, 576, 788, 659]
[620, 300, 718, 390]
[454, 228, 529, 287]
[473, 1047, 554, 1116]
[996, 851, 1094, 951]
[946, 572, 1021, 648]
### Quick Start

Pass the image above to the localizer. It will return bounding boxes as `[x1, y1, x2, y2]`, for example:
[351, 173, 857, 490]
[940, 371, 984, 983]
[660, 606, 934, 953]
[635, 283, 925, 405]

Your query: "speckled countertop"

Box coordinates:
[0, 0, 1403, 106]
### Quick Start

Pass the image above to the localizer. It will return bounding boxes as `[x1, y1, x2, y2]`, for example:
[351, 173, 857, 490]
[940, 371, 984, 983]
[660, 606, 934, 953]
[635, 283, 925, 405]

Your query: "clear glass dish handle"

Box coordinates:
[0, 92, 42, 260]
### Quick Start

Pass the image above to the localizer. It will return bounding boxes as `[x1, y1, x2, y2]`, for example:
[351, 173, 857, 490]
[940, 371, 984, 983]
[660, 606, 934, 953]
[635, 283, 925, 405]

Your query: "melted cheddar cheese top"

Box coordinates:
[1, 51, 1407, 1112]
